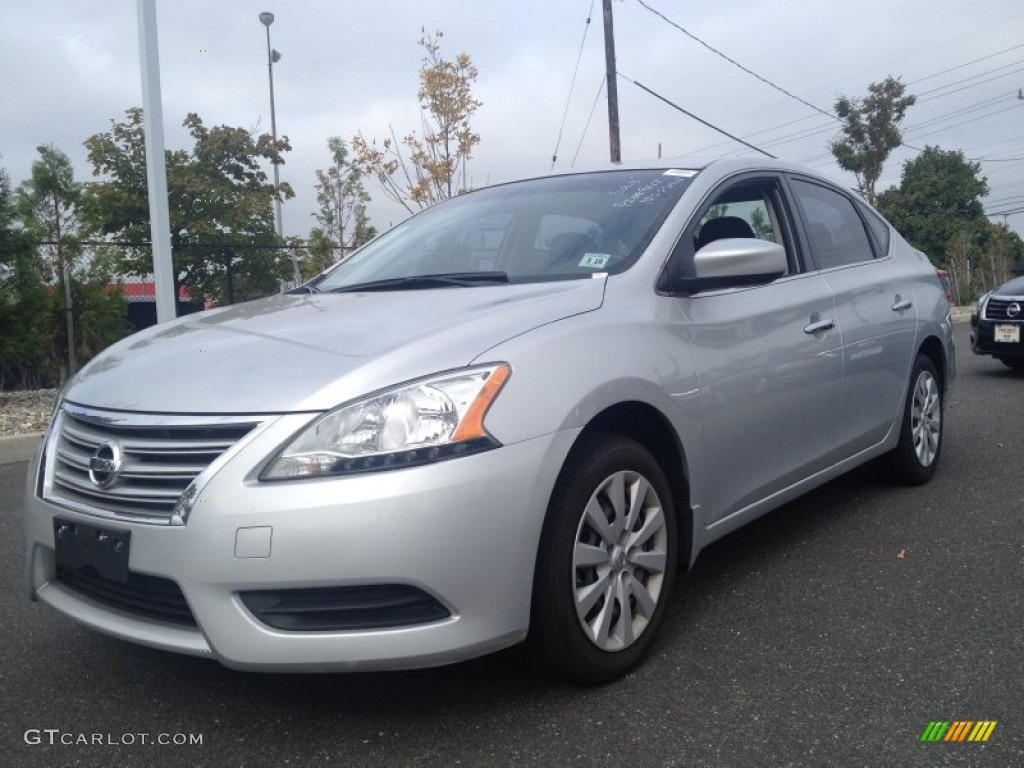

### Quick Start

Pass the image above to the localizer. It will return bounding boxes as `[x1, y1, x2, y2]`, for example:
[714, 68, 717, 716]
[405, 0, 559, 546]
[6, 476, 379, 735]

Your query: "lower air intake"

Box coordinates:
[239, 584, 451, 631]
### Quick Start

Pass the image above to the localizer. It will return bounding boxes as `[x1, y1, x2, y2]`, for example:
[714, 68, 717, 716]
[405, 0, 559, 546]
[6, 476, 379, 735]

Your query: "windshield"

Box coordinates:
[315, 169, 696, 291]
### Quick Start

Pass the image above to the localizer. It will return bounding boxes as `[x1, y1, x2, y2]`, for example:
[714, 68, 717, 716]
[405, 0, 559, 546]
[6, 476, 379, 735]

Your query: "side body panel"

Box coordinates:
[820, 260, 918, 453]
[673, 273, 843, 523]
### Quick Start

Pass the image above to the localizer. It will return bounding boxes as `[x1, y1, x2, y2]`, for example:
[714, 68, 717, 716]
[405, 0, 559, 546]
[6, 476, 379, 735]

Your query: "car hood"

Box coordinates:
[994, 276, 1024, 296]
[65, 279, 606, 414]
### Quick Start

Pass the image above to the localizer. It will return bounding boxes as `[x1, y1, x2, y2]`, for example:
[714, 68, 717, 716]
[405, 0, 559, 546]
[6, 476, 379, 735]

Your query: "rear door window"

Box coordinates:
[855, 200, 892, 257]
[789, 178, 875, 270]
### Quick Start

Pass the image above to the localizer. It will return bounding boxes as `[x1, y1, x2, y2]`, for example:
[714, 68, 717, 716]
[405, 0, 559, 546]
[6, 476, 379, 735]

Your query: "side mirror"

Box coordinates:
[676, 238, 787, 293]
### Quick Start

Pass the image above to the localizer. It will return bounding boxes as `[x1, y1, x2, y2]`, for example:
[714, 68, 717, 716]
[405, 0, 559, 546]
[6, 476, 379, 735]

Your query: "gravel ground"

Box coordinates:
[0, 389, 58, 437]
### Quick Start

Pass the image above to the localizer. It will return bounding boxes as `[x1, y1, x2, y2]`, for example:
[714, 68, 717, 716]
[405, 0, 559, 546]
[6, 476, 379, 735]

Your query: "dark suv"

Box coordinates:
[971, 275, 1024, 370]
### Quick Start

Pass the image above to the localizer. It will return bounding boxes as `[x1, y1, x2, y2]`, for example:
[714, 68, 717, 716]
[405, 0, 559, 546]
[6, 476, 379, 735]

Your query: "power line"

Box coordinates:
[794, 92, 1024, 167]
[961, 133, 1024, 155]
[761, 92, 1017, 155]
[684, 115, 832, 157]
[650, 20, 1024, 162]
[752, 64, 1023, 151]
[551, 0, 597, 169]
[626, 4, 1024, 185]
[796, 9, 1024, 101]
[909, 43, 1024, 86]
[918, 64, 1024, 103]
[634, 0, 835, 121]
[985, 193, 1024, 205]
[905, 91, 1014, 131]
[571, 77, 606, 167]
[985, 206, 1024, 216]
[981, 177, 1024, 192]
[907, 101, 1024, 141]
[618, 72, 776, 158]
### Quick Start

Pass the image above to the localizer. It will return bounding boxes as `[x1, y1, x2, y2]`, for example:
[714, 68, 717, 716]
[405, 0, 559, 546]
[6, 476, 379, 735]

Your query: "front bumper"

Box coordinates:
[24, 417, 578, 671]
[970, 314, 1024, 359]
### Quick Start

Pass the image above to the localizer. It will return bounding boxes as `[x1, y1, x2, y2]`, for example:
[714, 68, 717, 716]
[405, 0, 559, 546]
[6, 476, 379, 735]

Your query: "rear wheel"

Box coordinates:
[998, 357, 1024, 372]
[528, 433, 677, 684]
[882, 354, 943, 485]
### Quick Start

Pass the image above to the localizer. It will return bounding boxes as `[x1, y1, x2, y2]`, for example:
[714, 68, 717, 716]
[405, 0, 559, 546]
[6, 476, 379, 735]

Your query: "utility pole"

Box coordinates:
[602, 0, 621, 163]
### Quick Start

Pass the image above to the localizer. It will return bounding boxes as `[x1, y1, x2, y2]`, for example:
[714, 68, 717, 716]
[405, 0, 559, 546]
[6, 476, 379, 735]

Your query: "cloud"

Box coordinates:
[2, 0, 1023, 238]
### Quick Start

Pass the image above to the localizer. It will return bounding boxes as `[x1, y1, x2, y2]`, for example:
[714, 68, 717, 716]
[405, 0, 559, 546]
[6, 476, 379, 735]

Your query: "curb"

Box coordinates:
[0, 433, 44, 466]
[951, 307, 973, 324]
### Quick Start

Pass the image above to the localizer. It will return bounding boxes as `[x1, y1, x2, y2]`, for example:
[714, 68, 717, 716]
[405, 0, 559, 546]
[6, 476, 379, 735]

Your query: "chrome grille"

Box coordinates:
[985, 297, 1024, 322]
[47, 406, 258, 523]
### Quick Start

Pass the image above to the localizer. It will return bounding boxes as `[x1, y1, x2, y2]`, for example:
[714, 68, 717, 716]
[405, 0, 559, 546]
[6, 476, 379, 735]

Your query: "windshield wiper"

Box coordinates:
[327, 272, 509, 293]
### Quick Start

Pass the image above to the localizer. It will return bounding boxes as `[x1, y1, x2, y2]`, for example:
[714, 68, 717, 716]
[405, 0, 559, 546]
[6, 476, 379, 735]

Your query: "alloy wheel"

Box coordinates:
[911, 370, 941, 467]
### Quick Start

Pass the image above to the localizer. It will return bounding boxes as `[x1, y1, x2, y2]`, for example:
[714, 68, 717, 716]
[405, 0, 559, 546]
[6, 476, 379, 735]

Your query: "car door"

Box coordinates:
[787, 177, 918, 453]
[668, 175, 844, 525]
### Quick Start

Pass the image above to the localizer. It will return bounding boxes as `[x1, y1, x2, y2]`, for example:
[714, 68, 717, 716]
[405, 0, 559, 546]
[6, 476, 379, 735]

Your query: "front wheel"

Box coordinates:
[881, 354, 943, 485]
[528, 434, 678, 684]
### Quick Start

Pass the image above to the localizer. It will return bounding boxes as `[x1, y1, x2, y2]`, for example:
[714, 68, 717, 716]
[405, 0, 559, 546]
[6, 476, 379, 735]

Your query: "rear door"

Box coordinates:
[787, 176, 918, 453]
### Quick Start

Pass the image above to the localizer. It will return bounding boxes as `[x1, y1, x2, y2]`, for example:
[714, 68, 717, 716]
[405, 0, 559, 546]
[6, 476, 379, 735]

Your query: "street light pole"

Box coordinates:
[259, 11, 301, 284]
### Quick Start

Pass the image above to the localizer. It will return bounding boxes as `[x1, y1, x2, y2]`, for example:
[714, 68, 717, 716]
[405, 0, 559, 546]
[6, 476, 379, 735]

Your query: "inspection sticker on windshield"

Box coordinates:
[579, 253, 611, 268]
[663, 169, 697, 178]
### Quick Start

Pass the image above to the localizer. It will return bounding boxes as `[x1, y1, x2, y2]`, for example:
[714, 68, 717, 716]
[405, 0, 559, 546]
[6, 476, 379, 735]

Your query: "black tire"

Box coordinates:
[998, 357, 1024, 372]
[882, 354, 943, 485]
[527, 433, 678, 685]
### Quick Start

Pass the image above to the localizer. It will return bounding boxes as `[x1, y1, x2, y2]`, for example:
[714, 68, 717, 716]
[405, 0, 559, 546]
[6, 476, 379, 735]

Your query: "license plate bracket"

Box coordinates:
[54, 518, 131, 583]
[994, 324, 1021, 343]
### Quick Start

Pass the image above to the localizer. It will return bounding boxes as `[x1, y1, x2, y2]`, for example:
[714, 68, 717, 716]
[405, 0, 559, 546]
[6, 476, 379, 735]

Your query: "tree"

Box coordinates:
[705, 203, 729, 220]
[16, 145, 87, 375]
[944, 229, 976, 305]
[3, 150, 129, 387]
[353, 30, 482, 213]
[749, 207, 774, 241]
[977, 224, 1020, 296]
[0, 164, 55, 388]
[83, 108, 294, 304]
[876, 146, 988, 266]
[305, 137, 376, 277]
[877, 145, 1024, 303]
[831, 76, 916, 205]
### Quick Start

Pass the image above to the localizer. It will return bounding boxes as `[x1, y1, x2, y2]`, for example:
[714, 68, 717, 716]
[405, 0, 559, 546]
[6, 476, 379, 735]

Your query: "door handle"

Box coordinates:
[804, 318, 835, 334]
[891, 298, 913, 312]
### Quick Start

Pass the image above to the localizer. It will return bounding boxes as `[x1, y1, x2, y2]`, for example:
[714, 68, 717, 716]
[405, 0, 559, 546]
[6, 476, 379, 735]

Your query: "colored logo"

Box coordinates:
[920, 721, 997, 742]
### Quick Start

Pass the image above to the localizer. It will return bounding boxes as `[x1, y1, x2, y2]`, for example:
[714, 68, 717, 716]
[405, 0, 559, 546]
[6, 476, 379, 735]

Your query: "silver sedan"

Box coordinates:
[23, 159, 954, 684]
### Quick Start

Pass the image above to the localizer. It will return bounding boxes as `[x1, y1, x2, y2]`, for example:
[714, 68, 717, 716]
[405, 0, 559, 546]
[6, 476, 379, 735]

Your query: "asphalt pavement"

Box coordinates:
[1, 322, 1021, 767]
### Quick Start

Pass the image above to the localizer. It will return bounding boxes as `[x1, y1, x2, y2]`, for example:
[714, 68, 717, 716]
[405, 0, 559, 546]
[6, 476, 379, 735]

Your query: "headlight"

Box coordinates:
[261, 364, 510, 480]
[978, 292, 991, 317]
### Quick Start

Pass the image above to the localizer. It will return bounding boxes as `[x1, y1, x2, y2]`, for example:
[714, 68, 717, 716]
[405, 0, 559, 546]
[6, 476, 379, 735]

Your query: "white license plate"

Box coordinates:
[994, 324, 1021, 343]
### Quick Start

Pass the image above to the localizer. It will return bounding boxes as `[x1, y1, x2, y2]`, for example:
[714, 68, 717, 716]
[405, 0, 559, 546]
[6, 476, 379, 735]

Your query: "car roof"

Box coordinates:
[501, 156, 851, 192]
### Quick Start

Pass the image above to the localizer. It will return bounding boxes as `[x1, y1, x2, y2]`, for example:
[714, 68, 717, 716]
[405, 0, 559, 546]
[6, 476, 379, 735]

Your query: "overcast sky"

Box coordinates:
[3, 0, 1024, 238]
